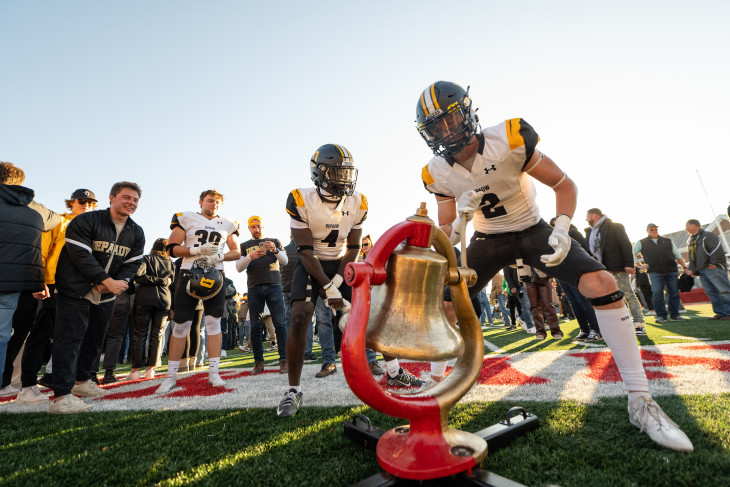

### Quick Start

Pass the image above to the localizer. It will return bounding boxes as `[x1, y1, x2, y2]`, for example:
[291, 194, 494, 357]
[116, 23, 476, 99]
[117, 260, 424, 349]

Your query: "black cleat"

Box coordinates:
[386, 368, 424, 388]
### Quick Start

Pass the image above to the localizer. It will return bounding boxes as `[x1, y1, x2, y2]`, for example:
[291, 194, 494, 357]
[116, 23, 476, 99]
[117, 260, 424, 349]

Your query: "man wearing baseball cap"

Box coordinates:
[633, 223, 689, 323]
[236, 216, 289, 374]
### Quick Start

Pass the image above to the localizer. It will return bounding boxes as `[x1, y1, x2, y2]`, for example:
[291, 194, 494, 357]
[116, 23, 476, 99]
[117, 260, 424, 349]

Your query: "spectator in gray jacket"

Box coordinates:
[685, 219, 730, 320]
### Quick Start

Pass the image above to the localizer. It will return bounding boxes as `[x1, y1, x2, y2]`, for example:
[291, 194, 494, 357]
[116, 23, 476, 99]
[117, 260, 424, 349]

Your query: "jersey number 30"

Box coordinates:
[194, 230, 223, 246]
[479, 193, 507, 219]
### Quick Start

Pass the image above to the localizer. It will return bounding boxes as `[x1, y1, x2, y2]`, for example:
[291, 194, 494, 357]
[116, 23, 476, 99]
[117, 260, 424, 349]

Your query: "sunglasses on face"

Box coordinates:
[77, 199, 96, 205]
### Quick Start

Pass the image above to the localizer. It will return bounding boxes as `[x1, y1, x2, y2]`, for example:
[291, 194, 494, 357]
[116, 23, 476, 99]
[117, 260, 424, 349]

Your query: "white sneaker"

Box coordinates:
[220, 349, 227, 357]
[527, 327, 536, 334]
[49, 394, 92, 414]
[16, 386, 50, 405]
[71, 380, 108, 397]
[628, 394, 694, 452]
[208, 373, 226, 387]
[127, 370, 141, 381]
[0, 384, 20, 396]
[145, 369, 156, 379]
[517, 318, 529, 332]
[155, 377, 177, 395]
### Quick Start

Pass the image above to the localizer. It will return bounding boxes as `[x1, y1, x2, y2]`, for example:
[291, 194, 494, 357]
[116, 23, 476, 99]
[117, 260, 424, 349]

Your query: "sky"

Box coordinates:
[2, 1, 729, 293]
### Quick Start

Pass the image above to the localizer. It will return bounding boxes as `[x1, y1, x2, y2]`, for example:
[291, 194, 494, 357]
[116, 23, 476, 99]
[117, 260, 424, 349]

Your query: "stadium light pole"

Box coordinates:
[696, 169, 730, 255]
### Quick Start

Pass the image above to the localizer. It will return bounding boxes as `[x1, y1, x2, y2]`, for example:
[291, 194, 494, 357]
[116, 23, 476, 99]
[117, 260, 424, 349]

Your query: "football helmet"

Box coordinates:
[186, 261, 223, 300]
[416, 81, 479, 157]
[310, 144, 358, 197]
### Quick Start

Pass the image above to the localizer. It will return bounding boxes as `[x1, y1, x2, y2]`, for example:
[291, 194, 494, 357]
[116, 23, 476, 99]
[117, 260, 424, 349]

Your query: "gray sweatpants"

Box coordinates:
[612, 272, 644, 325]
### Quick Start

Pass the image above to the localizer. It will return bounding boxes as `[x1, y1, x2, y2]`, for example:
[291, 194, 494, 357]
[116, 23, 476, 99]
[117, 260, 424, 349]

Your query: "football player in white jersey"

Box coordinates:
[156, 190, 241, 394]
[278, 144, 423, 418]
[416, 81, 693, 452]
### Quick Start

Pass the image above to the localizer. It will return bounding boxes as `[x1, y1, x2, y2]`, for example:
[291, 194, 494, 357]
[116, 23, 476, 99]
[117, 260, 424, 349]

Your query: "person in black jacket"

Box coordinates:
[127, 238, 174, 380]
[49, 181, 145, 414]
[585, 208, 646, 335]
[0, 162, 60, 389]
[634, 223, 689, 322]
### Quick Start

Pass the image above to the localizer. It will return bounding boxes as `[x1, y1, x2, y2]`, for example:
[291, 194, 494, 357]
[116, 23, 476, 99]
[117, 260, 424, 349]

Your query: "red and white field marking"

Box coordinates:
[2, 341, 728, 412]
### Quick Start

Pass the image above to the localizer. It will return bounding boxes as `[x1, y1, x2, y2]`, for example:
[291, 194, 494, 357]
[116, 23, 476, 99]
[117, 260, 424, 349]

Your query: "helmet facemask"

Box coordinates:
[315, 163, 358, 197]
[418, 98, 478, 157]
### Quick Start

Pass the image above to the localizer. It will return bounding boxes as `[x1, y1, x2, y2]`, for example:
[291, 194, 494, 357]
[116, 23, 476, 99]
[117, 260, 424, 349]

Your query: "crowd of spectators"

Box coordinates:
[1, 159, 728, 413]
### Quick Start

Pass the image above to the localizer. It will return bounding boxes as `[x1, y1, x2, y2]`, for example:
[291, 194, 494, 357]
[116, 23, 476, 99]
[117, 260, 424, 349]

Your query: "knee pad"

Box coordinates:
[172, 320, 193, 338]
[589, 290, 625, 307]
[205, 315, 221, 336]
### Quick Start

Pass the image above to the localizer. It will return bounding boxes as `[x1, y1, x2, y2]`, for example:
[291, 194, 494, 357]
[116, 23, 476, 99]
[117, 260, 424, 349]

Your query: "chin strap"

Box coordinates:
[317, 187, 346, 213]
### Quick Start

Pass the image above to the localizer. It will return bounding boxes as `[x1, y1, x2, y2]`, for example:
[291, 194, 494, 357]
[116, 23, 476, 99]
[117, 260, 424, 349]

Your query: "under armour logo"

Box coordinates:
[484, 165, 496, 174]
[341, 211, 350, 216]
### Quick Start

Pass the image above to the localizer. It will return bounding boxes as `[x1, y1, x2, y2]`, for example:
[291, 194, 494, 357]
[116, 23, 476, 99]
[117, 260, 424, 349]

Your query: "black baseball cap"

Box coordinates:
[646, 223, 658, 231]
[70, 189, 97, 201]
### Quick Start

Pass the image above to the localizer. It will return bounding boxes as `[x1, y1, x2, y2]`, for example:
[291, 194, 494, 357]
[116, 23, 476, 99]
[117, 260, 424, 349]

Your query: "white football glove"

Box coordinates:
[337, 299, 352, 332]
[541, 215, 572, 267]
[203, 253, 225, 266]
[190, 242, 218, 256]
[323, 280, 342, 302]
[456, 190, 482, 223]
[449, 215, 466, 245]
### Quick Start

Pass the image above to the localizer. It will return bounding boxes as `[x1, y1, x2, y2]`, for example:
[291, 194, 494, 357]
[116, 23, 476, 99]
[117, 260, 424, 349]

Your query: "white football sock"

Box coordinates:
[385, 359, 400, 378]
[430, 361, 447, 377]
[288, 385, 302, 393]
[167, 360, 180, 379]
[208, 357, 220, 374]
[595, 307, 649, 393]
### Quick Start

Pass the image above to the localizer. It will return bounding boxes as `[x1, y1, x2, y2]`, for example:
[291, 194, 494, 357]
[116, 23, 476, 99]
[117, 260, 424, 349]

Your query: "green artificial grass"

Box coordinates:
[2, 304, 729, 486]
[484, 304, 725, 353]
[1, 396, 729, 486]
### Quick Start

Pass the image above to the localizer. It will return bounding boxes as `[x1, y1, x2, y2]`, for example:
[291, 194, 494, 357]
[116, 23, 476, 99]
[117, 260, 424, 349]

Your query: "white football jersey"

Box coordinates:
[170, 211, 239, 270]
[422, 118, 541, 234]
[286, 187, 368, 260]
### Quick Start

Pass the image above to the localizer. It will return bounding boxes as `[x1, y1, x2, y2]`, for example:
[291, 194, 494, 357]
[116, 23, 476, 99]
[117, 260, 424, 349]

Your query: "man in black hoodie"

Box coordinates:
[0, 162, 60, 387]
[50, 181, 145, 413]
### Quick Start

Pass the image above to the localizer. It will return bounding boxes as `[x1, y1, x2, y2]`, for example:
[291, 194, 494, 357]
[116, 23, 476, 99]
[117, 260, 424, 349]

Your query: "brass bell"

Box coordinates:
[365, 244, 464, 361]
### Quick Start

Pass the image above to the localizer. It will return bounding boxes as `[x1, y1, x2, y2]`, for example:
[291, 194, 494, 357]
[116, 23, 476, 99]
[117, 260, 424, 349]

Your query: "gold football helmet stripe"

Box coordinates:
[419, 83, 440, 117]
[360, 194, 368, 210]
[334, 144, 353, 162]
[430, 83, 440, 110]
[421, 164, 435, 186]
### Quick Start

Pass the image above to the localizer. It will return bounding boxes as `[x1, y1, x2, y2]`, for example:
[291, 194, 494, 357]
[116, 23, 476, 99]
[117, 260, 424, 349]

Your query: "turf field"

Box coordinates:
[1, 304, 729, 486]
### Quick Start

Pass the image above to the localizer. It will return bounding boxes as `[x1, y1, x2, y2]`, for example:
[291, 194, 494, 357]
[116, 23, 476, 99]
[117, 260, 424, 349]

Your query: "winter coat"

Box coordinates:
[55, 208, 145, 299]
[0, 184, 60, 292]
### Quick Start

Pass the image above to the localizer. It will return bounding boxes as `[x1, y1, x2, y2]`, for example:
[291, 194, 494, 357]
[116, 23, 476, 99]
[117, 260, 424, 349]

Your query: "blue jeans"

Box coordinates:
[560, 282, 600, 334]
[305, 319, 314, 355]
[196, 315, 207, 364]
[313, 297, 375, 363]
[478, 291, 493, 325]
[519, 292, 534, 326]
[248, 283, 287, 362]
[315, 297, 336, 364]
[496, 293, 511, 327]
[283, 291, 292, 332]
[699, 267, 730, 317]
[648, 272, 680, 319]
[0, 292, 21, 382]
